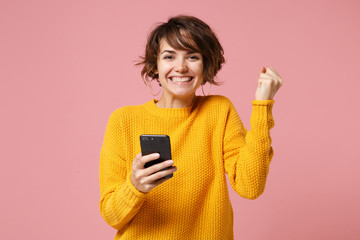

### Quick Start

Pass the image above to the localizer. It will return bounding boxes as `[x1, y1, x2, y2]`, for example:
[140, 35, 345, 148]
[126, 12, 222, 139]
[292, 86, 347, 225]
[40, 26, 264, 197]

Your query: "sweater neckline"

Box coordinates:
[143, 97, 201, 119]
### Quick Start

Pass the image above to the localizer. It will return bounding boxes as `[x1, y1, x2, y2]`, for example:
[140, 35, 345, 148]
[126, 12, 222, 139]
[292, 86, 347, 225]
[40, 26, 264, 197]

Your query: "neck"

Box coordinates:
[156, 94, 197, 108]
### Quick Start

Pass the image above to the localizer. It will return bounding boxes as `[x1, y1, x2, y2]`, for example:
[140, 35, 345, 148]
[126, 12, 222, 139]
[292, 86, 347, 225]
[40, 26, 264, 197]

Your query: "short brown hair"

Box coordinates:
[137, 15, 225, 85]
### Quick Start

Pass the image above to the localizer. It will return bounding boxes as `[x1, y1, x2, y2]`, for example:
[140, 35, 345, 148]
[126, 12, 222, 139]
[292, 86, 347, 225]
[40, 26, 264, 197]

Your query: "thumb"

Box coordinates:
[260, 66, 266, 74]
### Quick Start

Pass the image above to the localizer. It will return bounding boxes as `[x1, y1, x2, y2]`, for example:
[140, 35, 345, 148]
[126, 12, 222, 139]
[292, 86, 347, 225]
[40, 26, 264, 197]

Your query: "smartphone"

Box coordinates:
[140, 134, 173, 178]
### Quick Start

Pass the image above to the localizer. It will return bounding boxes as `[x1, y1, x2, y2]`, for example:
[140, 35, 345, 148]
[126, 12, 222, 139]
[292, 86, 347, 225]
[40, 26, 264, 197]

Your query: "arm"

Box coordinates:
[99, 110, 146, 230]
[223, 100, 275, 199]
[223, 66, 283, 199]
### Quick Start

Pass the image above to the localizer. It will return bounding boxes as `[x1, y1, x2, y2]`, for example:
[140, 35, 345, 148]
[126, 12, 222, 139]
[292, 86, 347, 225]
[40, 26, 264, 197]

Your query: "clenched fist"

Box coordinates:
[255, 67, 283, 100]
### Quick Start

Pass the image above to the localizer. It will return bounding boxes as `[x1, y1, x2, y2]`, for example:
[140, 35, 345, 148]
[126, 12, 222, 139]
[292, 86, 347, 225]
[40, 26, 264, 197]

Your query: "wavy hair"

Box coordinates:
[136, 15, 225, 85]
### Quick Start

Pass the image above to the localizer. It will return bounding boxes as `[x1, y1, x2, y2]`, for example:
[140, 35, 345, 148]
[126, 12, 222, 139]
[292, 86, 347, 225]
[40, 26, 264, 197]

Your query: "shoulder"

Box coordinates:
[198, 95, 234, 110]
[107, 102, 147, 122]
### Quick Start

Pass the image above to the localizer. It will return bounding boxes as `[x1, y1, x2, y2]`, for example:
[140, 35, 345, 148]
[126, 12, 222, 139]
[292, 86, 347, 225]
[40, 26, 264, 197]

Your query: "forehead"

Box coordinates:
[159, 38, 198, 54]
[159, 39, 175, 51]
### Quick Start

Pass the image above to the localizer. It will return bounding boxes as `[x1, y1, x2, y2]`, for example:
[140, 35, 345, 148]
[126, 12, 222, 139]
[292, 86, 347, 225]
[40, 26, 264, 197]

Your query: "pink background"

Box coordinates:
[1, 0, 359, 239]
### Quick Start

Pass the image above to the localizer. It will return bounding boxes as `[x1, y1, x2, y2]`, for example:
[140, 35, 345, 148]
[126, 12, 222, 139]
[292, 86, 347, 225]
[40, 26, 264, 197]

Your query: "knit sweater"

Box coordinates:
[99, 95, 275, 239]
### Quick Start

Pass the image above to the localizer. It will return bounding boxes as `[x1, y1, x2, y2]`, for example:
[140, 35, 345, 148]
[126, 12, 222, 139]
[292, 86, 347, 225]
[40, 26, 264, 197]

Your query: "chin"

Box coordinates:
[168, 89, 195, 98]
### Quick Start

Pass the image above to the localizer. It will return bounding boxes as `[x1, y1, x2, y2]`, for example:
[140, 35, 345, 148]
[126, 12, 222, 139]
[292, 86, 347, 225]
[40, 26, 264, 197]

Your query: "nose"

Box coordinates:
[174, 59, 188, 73]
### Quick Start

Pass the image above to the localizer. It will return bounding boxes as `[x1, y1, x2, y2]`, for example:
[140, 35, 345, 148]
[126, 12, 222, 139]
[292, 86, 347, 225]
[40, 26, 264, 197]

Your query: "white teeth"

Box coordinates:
[171, 77, 192, 82]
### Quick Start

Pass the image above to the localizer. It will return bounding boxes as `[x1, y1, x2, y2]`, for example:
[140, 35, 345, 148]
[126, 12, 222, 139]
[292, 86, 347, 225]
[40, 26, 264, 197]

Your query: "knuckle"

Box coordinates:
[139, 178, 145, 185]
[133, 154, 141, 165]
[135, 172, 142, 180]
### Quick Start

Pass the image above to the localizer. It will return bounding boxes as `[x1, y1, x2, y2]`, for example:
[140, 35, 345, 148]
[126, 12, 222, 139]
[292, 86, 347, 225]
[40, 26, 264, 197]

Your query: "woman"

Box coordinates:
[99, 15, 283, 239]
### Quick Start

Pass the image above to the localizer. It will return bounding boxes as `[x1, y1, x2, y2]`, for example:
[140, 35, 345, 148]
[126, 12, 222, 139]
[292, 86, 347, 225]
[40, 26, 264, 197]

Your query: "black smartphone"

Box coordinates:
[140, 134, 173, 178]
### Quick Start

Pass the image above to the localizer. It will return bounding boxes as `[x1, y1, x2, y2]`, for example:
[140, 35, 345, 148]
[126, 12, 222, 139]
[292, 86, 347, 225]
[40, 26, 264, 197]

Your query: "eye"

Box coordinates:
[188, 55, 200, 60]
[163, 55, 174, 60]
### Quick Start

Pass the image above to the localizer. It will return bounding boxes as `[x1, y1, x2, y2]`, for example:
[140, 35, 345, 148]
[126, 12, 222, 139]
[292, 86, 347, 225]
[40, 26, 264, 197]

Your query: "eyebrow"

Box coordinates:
[160, 50, 176, 55]
[160, 50, 199, 55]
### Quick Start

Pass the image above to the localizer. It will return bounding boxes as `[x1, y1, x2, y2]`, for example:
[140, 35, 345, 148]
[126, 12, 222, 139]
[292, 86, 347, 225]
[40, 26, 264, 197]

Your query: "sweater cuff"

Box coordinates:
[250, 100, 275, 129]
[114, 174, 147, 207]
[252, 99, 275, 106]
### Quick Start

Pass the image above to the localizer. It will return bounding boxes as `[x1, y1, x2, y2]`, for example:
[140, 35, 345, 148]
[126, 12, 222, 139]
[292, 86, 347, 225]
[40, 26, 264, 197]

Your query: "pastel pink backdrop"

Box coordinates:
[1, 0, 359, 239]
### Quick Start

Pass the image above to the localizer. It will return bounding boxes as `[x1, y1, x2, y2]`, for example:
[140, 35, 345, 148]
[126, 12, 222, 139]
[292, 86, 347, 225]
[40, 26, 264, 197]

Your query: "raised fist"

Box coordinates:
[255, 67, 283, 100]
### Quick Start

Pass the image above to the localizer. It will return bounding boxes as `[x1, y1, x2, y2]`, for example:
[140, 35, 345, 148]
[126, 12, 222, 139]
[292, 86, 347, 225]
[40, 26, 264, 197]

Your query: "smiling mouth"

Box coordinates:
[170, 77, 193, 82]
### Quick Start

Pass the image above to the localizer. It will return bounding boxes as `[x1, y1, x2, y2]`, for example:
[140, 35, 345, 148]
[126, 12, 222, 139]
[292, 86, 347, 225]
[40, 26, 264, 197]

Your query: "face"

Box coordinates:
[156, 39, 204, 100]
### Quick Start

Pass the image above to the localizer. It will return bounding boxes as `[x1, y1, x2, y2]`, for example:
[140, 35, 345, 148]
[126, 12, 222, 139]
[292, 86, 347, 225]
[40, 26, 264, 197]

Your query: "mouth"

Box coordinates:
[169, 76, 194, 83]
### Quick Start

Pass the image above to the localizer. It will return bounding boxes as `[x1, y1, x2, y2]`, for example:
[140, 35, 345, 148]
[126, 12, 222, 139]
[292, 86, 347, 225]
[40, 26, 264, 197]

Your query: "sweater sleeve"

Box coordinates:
[99, 110, 147, 230]
[223, 99, 275, 199]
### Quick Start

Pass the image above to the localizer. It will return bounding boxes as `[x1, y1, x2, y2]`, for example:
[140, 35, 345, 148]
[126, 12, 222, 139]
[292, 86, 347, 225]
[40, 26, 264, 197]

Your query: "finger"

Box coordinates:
[132, 153, 142, 167]
[265, 67, 278, 77]
[260, 78, 278, 85]
[269, 67, 281, 78]
[258, 77, 282, 86]
[258, 77, 275, 86]
[266, 67, 283, 85]
[143, 159, 174, 176]
[260, 70, 279, 81]
[259, 78, 282, 94]
[143, 166, 177, 183]
[259, 73, 274, 79]
[259, 75, 283, 88]
[257, 78, 270, 87]
[137, 153, 160, 168]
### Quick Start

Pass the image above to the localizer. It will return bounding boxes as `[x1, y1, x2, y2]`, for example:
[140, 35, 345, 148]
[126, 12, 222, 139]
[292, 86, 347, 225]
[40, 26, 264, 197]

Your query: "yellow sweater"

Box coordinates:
[99, 95, 275, 239]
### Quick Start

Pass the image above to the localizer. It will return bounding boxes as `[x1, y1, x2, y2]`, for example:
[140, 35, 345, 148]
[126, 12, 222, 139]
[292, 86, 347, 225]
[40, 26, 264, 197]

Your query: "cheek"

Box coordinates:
[157, 63, 171, 76]
[196, 63, 204, 77]
[197, 61, 204, 72]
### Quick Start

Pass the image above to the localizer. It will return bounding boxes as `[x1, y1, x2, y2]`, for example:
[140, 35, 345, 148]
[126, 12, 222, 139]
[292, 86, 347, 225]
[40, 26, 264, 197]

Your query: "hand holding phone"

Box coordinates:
[130, 135, 176, 193]
[140, 135, 172, 177]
